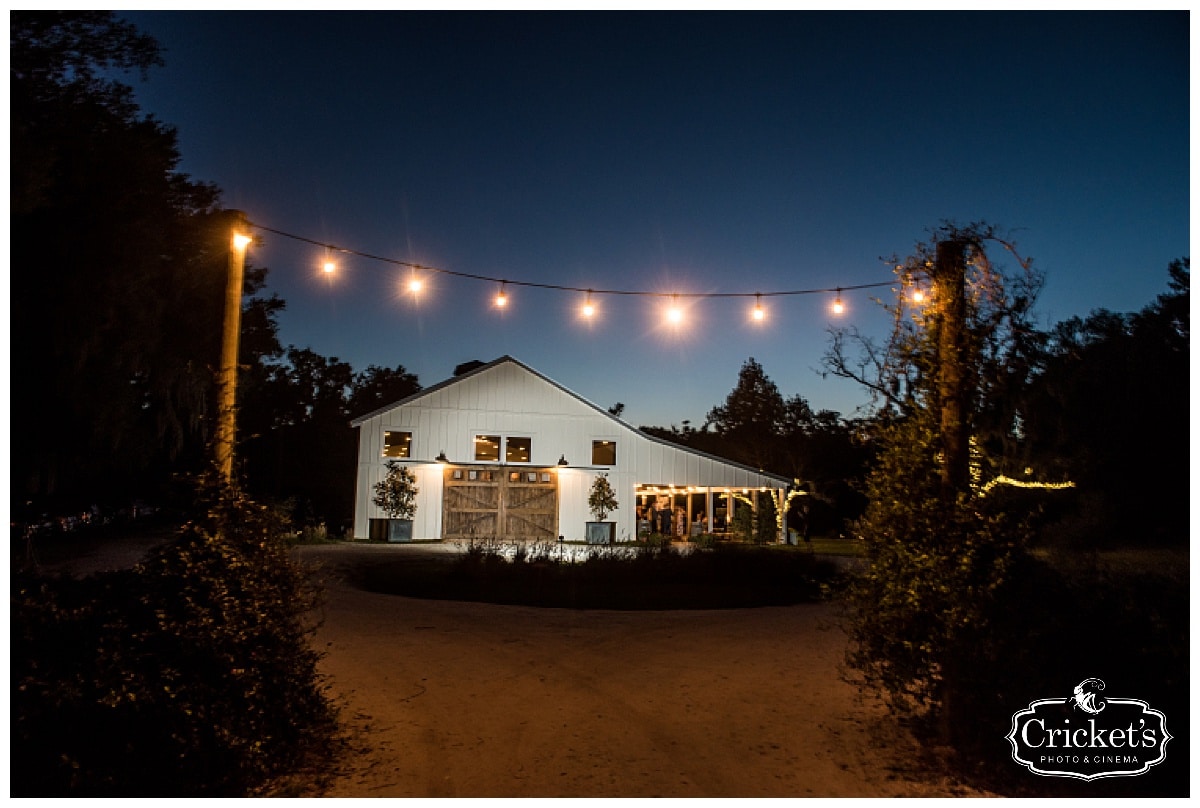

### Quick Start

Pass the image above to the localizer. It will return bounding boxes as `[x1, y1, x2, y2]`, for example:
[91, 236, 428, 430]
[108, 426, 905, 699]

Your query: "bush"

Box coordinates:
[11, 486, 338, 796]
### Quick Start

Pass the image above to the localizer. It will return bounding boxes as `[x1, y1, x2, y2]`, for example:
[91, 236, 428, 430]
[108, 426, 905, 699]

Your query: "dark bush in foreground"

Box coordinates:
[928, 553, 1189, 797]
[351, 541, 843, 609]
[11, 492, 338, 796]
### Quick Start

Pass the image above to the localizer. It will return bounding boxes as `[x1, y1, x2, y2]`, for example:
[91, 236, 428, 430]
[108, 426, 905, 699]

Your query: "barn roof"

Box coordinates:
[350, 355, 791, 485]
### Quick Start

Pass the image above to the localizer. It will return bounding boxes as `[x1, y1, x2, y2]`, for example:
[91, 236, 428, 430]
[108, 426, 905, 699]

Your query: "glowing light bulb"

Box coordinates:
[666, 297, 684, 325]
[408, 277, 423, 294]
[323, 260, 336, 275]
[751, 295, 766, 322]
[912, 288, 926, 304]
[232, 232, 252, 251]
[831, 292, 845, 315]
[495, 284, 508, 308]
[581, 291, 595, 318]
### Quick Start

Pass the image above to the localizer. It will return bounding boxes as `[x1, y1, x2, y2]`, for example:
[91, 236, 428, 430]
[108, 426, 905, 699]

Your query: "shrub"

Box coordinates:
[11, 485, 337, 796]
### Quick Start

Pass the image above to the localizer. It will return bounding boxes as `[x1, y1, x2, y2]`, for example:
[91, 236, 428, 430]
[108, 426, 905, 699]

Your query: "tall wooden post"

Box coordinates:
[215, 211, 249, 486]
[935, 238, 969, 501]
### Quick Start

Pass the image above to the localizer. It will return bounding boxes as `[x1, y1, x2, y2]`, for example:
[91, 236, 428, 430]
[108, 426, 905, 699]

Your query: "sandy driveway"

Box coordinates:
[300, 544, 980, 798]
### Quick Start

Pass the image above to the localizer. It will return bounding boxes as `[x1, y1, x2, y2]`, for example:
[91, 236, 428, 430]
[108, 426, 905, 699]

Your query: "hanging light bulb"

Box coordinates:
[406, 274, 423, 295]
[831, 289, 845, 315]
[912, 288, 926, 304]
[321, 246, 336, 275]
[666, 295, 684, 325]
[494, 282, 508, 309]
[751, 294, 766, 323]
[581, 290, 595, 318]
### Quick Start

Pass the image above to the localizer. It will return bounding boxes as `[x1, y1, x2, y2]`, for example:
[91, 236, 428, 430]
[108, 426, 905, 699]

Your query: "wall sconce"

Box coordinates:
[557, 455, 568, 466]
[435, 451, 449, 463]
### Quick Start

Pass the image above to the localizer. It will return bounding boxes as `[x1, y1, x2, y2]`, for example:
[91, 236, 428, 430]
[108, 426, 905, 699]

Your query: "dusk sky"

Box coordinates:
[121, 10, 1189, 428]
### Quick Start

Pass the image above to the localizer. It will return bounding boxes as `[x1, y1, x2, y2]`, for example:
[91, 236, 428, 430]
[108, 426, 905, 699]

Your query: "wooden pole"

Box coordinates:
[935, 238, 969, 500]
[215, 211, 248, 486]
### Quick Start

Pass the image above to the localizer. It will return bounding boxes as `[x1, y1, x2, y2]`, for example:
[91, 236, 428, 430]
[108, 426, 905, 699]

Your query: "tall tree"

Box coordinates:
[11, 12, 243, 509]
[705, 357, 786, 470]
[1019, 259, 1189, 545]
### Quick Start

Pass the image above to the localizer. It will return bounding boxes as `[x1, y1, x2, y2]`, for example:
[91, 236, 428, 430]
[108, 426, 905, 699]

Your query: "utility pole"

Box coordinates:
[215, 210, 250, 486]
[934, 238, 969, 501]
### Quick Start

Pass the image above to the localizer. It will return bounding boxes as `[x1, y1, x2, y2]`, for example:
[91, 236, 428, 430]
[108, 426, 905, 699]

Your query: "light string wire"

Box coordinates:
[246, 220, 895, 300]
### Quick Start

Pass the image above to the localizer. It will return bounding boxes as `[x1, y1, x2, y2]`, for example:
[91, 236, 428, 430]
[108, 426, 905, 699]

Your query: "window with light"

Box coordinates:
[592, 440, 617, 466]
[383, 430, 412, 458]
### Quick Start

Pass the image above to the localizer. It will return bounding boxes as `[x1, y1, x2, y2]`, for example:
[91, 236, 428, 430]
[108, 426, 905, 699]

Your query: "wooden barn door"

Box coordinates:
[443, 467, 558, 542]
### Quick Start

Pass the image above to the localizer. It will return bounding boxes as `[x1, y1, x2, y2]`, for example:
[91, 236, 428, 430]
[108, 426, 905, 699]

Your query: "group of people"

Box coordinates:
[636, 499, 726, 538]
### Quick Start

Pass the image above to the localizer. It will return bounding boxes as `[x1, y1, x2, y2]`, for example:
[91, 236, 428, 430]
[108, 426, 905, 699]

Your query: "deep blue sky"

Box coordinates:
[121, 11, 1189, 428]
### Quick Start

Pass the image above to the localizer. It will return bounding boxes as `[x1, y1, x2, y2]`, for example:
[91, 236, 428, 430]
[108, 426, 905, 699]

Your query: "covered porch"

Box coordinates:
[634, 483, 795, 543]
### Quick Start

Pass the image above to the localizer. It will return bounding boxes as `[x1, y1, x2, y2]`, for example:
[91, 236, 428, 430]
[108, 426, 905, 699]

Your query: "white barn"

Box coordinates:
[350, 356, 792, 543]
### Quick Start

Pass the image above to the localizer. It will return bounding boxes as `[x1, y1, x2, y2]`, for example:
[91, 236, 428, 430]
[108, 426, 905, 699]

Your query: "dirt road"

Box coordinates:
[301, 544, 980, 798]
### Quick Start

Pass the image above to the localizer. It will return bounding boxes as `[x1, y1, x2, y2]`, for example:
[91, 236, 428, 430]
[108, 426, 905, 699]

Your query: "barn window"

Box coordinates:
[474, 435, 501, 462]
[506, 436, 532, 463]
[383, 431, 412, 458]
[591, 440, 617, 466]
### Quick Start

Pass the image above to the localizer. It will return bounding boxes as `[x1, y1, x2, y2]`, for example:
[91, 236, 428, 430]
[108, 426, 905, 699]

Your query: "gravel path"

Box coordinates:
[299, 544, 983, 798]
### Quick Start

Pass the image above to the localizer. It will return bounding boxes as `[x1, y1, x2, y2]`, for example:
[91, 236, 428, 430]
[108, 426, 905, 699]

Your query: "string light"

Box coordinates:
[242, 220, 901, 330]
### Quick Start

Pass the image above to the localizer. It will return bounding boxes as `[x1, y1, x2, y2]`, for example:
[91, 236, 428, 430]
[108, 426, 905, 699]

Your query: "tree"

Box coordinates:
[705, 357, 786, 470]
[587, 473, 619, 521]
[1018, 260, 1189, 546]
[372, 460, 418, 520]
[238, 348, 424, 531]
[347, 364, 421, 420]
[11, 13, 261, 510]
[826, 222, 1046, 715]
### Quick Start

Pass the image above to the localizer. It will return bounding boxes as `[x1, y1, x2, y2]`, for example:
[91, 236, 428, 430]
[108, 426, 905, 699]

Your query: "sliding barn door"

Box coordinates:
[442, 467, 558, 542]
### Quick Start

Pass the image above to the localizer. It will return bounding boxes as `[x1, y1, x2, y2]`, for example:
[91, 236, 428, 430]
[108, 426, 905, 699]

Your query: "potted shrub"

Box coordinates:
[372, 459, 418, 542]
[586, 472, 619, 545]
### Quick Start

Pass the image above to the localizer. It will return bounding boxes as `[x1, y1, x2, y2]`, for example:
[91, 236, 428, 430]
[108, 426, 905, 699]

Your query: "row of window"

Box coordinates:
[383, 430, 617, 465]
[449, 469, 555, 483]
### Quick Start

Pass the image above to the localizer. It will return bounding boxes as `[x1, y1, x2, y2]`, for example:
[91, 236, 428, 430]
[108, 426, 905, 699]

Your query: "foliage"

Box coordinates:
[1017, 259, 1189, 546]
[352, 540, 842, 610]
[828, 223, 1045, 717]
[12, 11, 228, 506]
[11, 484, 338, 796]
[372, 460, 418, 520]
[754, 490, 778, 545]
[842, 409, 1031, 712]
[586, 473, 619, 521]
[643, 358, 874, 533]
[240, 350, 422, 531]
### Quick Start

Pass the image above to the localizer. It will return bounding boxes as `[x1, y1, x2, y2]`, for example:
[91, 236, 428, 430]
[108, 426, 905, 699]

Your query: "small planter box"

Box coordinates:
[585, 521, 615, 545]
[387, 518, 413, 543]
[369, 518, 413, 543]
